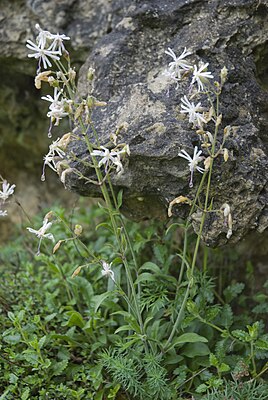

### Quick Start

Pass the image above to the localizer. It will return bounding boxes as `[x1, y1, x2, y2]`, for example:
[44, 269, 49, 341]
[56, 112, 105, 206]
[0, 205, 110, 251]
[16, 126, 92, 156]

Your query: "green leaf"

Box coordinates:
[93, 292, 113, 313]
[38, 335, 47, 349]
[117, 190, 123, 208]
[121, 336, 141, 350]
[95, 222, 113, 233]
[181, 342, 210, 358]
[51, 360, 69, 376]
[218, 362, 230, 373]
[255, 339, 268, 350]
[3, 334, 21, 344]
[114, 325, 132, 334]
[172, 332, 208, 347]
[196, 383, 208, 393]
[231, 329, 251, 342]
[223, 282, 245, 303]
[63, 311, 85, 329]
[21, 388, 30, 400]
[139, 262, 161, 274]
[134, 273, 157, 285]
[209, 353, 219, 367]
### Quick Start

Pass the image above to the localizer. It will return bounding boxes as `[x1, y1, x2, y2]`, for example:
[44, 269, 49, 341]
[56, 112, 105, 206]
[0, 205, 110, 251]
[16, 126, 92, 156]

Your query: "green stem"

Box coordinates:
[81, 125, 147, 350]
[164, 92, 221, 351]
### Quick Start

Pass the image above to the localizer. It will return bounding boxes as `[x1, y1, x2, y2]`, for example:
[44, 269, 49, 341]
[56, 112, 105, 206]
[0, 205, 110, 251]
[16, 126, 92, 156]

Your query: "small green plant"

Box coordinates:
[203, 378, 268, 400]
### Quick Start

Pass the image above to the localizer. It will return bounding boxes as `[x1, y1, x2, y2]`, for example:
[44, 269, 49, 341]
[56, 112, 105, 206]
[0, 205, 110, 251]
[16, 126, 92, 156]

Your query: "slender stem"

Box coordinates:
[164, 92, 221, 351]
[81, 123, 147, 349]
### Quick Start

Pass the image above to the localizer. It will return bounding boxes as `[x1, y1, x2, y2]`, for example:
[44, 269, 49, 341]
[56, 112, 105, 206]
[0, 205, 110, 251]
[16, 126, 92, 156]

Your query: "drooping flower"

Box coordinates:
[180, 95, 207, 128]
[41, 137, 67, 181]
[42, 88, 69, 134]
[220, 203, 233, 239]
[0, 209, 8, 217]
[0, 180, 16, 201]
[164, 47, 192, 82]
[27, 218, 55, 255]
[101, 261, 115, 281]
[178, 146, 204, 187]
[191, 62, 214, 92]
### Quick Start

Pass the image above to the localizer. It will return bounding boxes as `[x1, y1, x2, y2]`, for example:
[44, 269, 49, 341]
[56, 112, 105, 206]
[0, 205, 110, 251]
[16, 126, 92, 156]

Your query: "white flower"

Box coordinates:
[41, 138, 67, 181]
[0, 180, 16, 201]
[220, 203, 233, 239]
[178, 146, 204, 188]
[91, 146, 124, 174]
[26, 39, 60, 71]
[27, 218, 55, 255]
[0, 209, 8, 217]
[165, 47, 192, 81]
[191, 62, 214, 92]
[35, 24, 53, 48]
[49, 32, 70, 55]
[42, 88, 68, 133]
[101, 261, 115, 281]
[180, 95, 207, 128]
[47, 103, 69, 126]
[41, 87, 62, 105]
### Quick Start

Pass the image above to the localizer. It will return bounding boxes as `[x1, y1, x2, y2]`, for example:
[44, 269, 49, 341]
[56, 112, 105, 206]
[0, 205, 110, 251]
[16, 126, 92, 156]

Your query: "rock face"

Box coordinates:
[65, 0, 268, 246]
[0, 0, 132, 233]
[0, 0, 268, 246]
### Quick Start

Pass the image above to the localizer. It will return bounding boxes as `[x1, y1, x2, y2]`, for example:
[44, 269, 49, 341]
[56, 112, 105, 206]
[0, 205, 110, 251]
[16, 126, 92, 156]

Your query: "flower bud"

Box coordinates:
[204, 156, 212, 170]
[44, 211, 54, 220]
[220, 66, 228, 85]
[216, 114, 222, 127]
[53, 240, 62, 253]
[223, 148, 229, 162]
[74, 224, 83, 236]
[71, 266, 82, 278]
[69, 68, 76, 82]
[224, 125, 231, 137]
[87, 68, 95, 81]
[58, 133, 72, 150]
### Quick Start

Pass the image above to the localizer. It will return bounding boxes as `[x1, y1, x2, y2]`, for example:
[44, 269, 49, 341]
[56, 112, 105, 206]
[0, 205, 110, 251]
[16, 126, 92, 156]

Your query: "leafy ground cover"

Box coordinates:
[0, 201, 268, 399]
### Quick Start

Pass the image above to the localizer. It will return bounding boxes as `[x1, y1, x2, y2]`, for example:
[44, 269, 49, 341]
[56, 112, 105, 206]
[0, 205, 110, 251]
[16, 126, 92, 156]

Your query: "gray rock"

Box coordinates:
[0, 0, 267, 247]
[65, 0, 268, 246]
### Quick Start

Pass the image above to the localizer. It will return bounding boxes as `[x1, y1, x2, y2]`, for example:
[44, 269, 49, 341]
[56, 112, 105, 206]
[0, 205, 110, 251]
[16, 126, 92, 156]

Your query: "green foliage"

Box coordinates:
[0, 201, 267, 399]
[203, 379, 268, 400]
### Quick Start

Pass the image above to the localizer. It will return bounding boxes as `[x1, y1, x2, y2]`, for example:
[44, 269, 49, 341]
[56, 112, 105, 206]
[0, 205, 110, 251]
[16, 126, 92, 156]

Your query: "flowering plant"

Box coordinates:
[19, 25, 267, 400]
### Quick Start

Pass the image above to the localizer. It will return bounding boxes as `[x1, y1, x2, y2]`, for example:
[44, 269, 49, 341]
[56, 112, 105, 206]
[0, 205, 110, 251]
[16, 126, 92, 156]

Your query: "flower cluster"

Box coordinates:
[164, 47, 214, 92]
[165, 47, 233, 240]
[0, 178, 16, 217]
[26, 26, 131, 256]
[26, 24, 70, 72]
